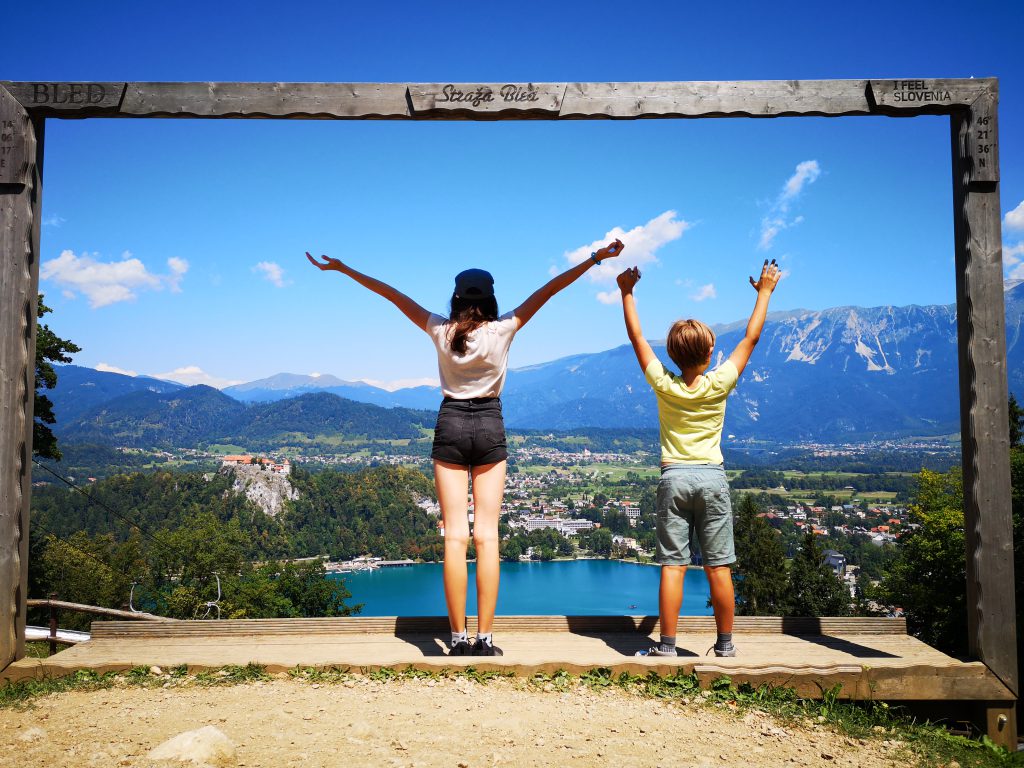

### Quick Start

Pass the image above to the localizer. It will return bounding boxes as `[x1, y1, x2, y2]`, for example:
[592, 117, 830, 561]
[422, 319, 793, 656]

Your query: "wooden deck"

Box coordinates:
[3, 616, 1014, 704]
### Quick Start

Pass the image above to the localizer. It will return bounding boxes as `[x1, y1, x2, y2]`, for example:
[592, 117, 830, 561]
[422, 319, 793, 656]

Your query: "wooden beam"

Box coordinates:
[0, 86, 41, 671]
[0, 82, 125, 115]
[0, 79, 994, 120]
[119, 82, 411, 118]
[407, 83, 566, 116]
[869, 78, 993, 112]
[950, 84, 1018, 698]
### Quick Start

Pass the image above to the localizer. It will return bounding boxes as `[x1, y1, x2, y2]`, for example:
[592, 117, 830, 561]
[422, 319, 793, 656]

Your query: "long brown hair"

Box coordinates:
[447, 294, 500, 356]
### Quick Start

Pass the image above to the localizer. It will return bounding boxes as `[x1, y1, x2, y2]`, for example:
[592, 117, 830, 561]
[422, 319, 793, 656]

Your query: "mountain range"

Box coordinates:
[47, 284, 1024, 446]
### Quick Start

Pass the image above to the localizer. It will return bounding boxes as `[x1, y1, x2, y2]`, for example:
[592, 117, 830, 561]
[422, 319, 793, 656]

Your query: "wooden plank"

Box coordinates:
[558, 80, 874, 118]
[869, 78, 992, 111]
[0, 82, 124, 114]
[89, 615, 908, 638]
[119, 82, 411, 118]
[406, 83, 566, 115]
[0, 87, 41, 672]
[950, 104, 1019, 698]
[26, 598, 174, 622]
[0, 79, 991, 120]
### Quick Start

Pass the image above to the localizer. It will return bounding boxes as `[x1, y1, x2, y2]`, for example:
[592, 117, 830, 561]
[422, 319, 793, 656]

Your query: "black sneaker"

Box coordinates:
[471, 639, 503, 656]
[448, 640, 472, 656]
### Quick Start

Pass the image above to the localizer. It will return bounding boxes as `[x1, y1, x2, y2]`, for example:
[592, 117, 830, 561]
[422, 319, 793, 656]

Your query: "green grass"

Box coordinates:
[1, 664, 1017, 765]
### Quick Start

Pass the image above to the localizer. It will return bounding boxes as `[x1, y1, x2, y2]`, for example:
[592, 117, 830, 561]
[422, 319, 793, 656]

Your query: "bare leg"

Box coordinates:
[704, 565, 735, 634]
[434, 460, 470, 632]
[471, 460, 506, 635]
[658, 565, 686, 639]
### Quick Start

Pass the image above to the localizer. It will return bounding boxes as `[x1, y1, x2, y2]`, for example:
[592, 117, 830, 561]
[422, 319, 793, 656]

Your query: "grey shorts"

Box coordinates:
[656, 464, 735, 567]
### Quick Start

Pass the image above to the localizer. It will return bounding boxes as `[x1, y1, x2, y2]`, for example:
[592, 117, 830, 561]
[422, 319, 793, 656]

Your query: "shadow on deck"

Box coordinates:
[3, 615, 1014, 707]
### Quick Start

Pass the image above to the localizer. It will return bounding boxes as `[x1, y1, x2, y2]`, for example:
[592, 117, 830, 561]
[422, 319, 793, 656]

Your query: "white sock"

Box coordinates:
[476, 632, 493, 646]
[451, 630, 468, 647]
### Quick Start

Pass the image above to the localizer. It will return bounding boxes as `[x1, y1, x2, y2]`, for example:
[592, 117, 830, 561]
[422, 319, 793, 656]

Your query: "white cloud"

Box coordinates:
[40, 250, 189, 308]
[95, 362, 137, 376]
[563, 211, 691, 300]
[151, 365, 242, 389]
[758, 217, 787, 250]
[1008, 262, 1024, 281]
[358, 377, 440, 391]
[595, 290, 622, 305]
[759, 160, 820, 250]
[166, 257, 189, 292]
[1004, 242, 1024, 267]
[254, 261, 288, 288]
[1005, 201, 1024, 231]
[781, 160, 821, 203]
[42, 214, 66, 228]
[690, 283, 717, 302]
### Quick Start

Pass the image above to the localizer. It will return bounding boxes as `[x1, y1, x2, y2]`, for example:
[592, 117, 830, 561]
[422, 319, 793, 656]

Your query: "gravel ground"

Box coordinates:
[0, 675, 911, 767]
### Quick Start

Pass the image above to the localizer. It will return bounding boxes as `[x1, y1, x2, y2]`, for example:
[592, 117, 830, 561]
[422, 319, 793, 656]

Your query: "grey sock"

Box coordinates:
[476, 632, 493, 646]
[451, 630, 468, 647]
[716, 632, 733, 647]
[658, 635, 676, 653]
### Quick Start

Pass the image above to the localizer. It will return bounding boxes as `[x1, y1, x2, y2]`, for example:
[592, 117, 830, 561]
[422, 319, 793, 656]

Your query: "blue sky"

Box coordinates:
[4, 0, 1024, 389]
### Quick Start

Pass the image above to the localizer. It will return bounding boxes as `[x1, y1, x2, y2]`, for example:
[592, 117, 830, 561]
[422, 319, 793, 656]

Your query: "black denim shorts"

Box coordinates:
[430, 397, 508, 467]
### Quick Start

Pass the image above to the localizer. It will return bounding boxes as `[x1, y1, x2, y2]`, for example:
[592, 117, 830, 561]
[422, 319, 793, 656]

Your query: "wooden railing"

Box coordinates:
[27, 595, 175, 656]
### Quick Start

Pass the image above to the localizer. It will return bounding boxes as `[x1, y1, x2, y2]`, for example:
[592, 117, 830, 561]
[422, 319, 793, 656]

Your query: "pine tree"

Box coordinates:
[34, 295, 80, 460]
[733, 494, 788, 615]
[786, 531, 850, 616]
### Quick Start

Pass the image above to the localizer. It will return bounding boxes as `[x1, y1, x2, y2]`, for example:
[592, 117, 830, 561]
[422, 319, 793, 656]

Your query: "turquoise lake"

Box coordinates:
[331, 560, 712, 616]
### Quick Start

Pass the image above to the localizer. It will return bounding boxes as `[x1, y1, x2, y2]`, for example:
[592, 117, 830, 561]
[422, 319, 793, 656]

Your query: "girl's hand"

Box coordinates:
[596, 238, 625, 261]
[749, 258, 782, 294]
[617, 266, 641, 294]
[306, 252, 344, 271]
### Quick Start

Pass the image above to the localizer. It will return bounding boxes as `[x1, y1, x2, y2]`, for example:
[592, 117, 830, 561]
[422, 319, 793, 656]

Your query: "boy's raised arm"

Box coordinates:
[306, 252, 431, 331]
[728, 259, 781, 376]
[617, 267, 658, 373]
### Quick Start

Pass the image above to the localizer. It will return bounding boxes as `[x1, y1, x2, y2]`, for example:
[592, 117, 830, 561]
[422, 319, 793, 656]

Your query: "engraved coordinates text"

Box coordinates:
[436, 84, 541, 108]
[0, 120, 15, 171]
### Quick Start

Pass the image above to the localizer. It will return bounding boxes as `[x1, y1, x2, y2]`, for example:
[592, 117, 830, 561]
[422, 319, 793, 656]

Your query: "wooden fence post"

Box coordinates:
[47, 592, 57, 656]
[0, 86, 42, 670]
[950, 85, 1018, 748]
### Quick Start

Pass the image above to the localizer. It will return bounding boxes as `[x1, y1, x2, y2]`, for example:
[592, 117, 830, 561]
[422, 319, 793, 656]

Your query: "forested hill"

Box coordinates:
[29, 466, 443, 623]
[58, 387, 435, 449]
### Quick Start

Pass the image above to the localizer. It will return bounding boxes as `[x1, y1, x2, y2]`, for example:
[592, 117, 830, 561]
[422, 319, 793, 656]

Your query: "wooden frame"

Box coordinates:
[0, 77, 1014, 735]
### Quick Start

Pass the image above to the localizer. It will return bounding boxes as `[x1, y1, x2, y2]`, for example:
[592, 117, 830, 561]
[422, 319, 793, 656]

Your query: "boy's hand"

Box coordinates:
[596, 238, 625, 261]
[749, 259, 782, 294]
[306, 252, 344, 272]
[617, 266, 641, 294]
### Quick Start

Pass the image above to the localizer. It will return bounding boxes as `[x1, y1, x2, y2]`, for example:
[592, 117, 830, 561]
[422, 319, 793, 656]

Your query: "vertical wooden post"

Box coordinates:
[47, 593, 57, 656]
[950, 85, 1018, 747]
[0, 86, 41, 670]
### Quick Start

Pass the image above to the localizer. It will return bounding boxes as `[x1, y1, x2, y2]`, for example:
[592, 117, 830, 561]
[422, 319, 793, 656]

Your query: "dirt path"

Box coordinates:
[0, 676, 908, 767]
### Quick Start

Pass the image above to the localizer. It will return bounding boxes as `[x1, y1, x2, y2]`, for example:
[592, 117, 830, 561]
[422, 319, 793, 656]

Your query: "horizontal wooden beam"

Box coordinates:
[0, 79, 996, 120]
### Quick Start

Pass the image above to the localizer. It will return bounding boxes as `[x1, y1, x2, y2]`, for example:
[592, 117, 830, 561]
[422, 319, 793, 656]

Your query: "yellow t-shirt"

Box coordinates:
[644, 358, 739, 465]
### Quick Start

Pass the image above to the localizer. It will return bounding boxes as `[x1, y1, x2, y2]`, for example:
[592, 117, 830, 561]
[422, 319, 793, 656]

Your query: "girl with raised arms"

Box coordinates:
[306, 239, 623, 655]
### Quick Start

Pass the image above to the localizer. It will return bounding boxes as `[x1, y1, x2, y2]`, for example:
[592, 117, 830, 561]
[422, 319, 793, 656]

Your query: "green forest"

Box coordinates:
[29, 465, 442, 627]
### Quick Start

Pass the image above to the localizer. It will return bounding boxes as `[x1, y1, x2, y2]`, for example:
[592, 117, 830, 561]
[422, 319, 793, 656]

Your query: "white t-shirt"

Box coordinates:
[426, 311, 518, 399]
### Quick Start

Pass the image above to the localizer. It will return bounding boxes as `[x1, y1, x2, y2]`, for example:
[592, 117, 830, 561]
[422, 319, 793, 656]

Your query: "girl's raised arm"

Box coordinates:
[306, 252, 431, 331]
[513, 239, 623, 330]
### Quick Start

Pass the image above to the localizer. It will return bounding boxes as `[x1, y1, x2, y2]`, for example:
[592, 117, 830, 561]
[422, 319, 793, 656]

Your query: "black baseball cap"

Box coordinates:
[454, 268, 494, 299]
